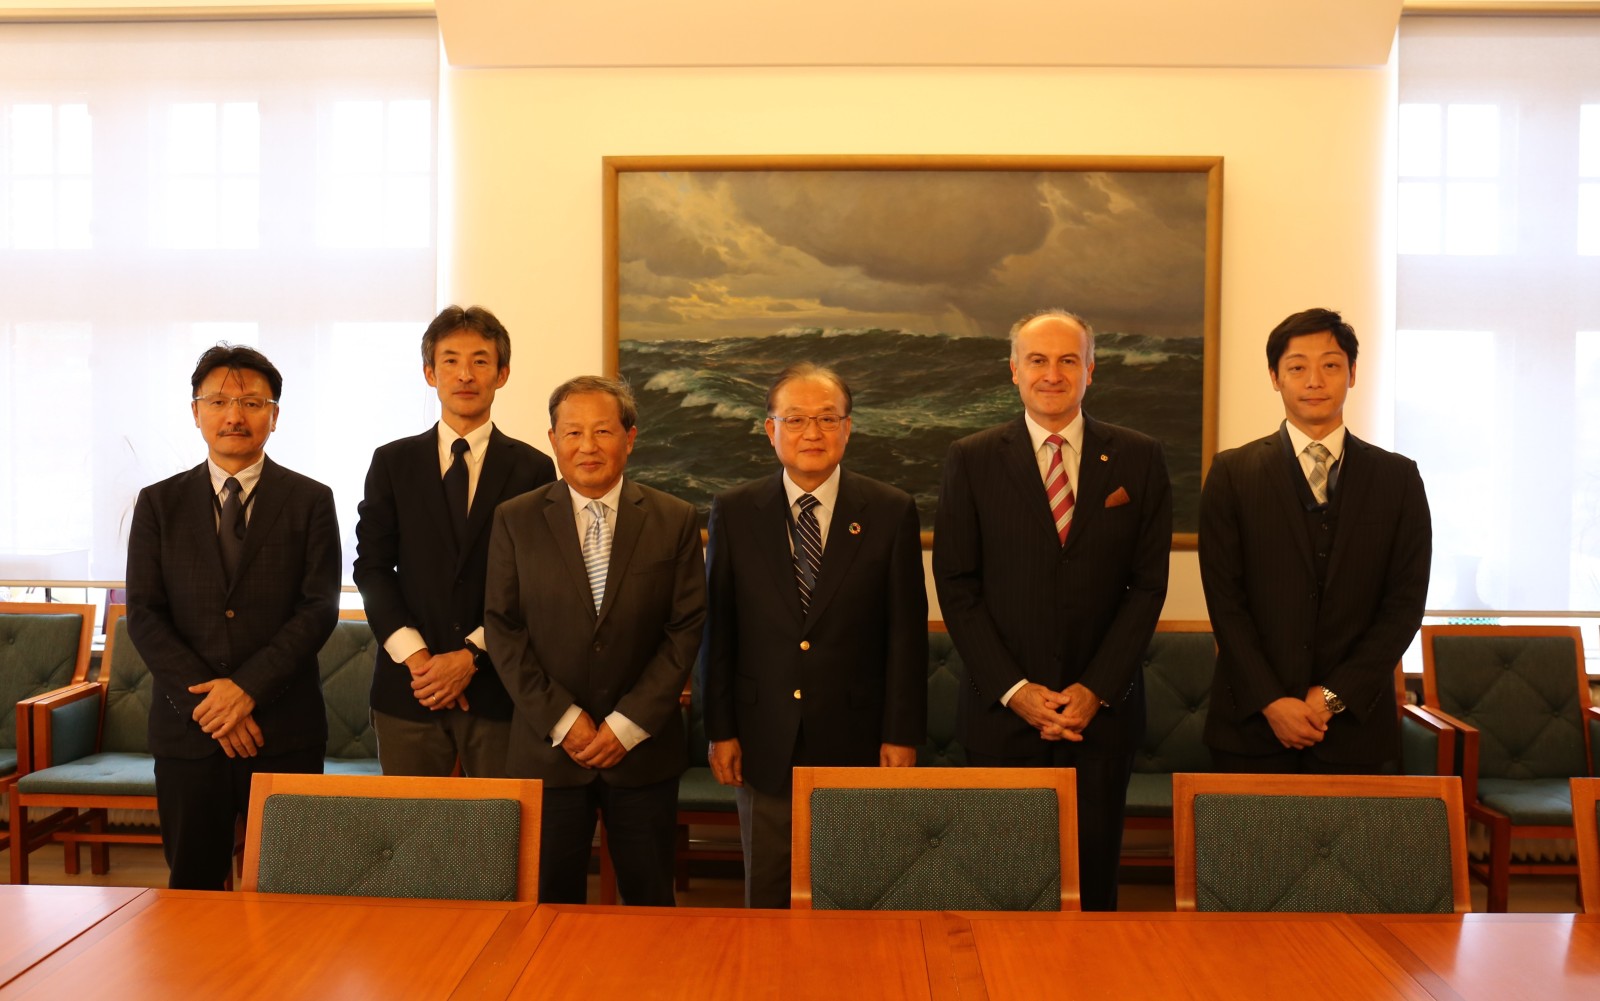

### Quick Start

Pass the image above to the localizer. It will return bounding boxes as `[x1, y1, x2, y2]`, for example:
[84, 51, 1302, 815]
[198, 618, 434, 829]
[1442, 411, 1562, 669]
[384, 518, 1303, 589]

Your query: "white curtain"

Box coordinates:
[0, 18, 440, 584]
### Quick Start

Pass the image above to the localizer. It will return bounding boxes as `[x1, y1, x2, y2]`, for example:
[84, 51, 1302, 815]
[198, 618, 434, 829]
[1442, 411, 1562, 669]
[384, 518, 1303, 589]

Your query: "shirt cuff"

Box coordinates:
[465, 625, 487, 655]
[549, 704, 582, 746]
[605, 711, 650, 752]
[383, 627, 427, 666]
[1000, 678, 1028, 707]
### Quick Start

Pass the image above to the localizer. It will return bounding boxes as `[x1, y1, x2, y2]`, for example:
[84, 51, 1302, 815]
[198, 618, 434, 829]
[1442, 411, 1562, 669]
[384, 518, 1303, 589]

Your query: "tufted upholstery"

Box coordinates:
[321, 618, 380, 761]
[1191, 794, 1455, 913]
[255, 794, 521, 900]
[0, 611, 90, 753]
[808, 787, 1062, 910]
[101, 615, 154, 754]
[920, 631, 969, 767]
[1127, 628, 1215, 820]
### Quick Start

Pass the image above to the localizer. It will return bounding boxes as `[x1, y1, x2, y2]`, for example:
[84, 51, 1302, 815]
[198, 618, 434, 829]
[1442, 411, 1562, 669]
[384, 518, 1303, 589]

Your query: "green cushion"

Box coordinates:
[16, 752, 156, 797]
[104, 618, 153, 754]
[1135, 631, 1215, 775]
[0, 749, 16, 775]
[678, 765, 736, 812]
[256, 793, 521, 900]
[919, 633, 968, 767]
[808, 787, 1060, 911]
[320, 620, 379, 759]
[0, 612, 86, 747]
[1192, 793, 1455, 913]
[1124, 772, 1174, 818]
[1476, 777, 1573, 827]
[324, 757, 383, 777]
[1430, 634, 1586, 780]
[50, 695, 101, 765]
[1400, 710, 1443, 775]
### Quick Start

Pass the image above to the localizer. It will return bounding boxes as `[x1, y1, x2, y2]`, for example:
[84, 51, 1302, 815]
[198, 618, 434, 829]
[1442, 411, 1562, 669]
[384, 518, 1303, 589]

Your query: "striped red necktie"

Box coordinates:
[1044, 434, 1075, 545]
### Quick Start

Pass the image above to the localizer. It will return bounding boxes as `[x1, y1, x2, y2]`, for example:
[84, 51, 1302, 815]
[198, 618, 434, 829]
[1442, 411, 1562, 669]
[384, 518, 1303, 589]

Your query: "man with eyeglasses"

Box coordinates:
[126, 344, 340, 890]
[354, 306, 554, 779]
[702, 362, 927, 908]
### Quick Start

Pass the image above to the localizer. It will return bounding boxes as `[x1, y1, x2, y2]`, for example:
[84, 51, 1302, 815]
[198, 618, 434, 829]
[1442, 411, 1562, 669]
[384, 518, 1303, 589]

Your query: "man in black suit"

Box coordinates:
[127, 344, 340, 890]
[1200, 307, 1431, 773]
[354, 306, 554, 777]
[933, 309, 1171, 911]
[702, 363, 928, 908]
[485, 376, 705, 905]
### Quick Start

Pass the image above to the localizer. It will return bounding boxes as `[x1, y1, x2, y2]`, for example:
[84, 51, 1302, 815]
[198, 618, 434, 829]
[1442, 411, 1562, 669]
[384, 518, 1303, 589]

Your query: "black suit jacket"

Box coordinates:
[701, 469, 928, 796]
[353, 424, 554, 722]
[126, 457, 341, 759]
[484, 478, 706, 789]
[1199, 426, 1431, 764]
[933, 415, 1172, 758]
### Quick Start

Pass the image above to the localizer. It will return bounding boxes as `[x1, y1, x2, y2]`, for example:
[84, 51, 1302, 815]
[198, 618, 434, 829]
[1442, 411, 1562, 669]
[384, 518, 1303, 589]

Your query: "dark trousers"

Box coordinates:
[539, 776, 678, 906]
[735, 783, 793, 909]
[966, 741, 1135, 912]
[1209, 748, 1392, 775]
[371, 708, 511, 778]
[153, 744, 323, 890]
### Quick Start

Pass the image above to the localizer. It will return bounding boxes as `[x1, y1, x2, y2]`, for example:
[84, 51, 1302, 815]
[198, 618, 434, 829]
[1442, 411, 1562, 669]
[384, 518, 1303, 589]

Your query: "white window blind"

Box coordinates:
[1397, 15, 1600, 613]
[0, 18, 440, 585]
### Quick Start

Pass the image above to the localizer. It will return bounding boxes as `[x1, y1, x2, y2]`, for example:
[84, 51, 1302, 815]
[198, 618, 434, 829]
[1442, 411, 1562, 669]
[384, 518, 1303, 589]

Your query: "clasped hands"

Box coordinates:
[1262, 687, 1335, 749]
[561, 710, 626, 769]
[405, 647, 475, 712]
[188, 677, 260, 759]
[1010, 682, 1102, 742]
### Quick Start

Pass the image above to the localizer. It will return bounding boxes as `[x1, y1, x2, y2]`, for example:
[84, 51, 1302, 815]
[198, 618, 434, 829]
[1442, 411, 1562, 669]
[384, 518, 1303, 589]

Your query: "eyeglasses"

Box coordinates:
[193, 394, 277, 414]
[769, 414, 848, 433]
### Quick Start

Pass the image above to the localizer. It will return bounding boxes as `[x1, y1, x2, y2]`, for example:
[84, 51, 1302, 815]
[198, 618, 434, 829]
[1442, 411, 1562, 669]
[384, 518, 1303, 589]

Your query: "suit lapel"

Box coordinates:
[1323, 431, 1370, 585]
[460, 427, 513, 568]
[184, 463, 230, 594]
[753, 473, 805, 627]
[412, 425, 459, 562]
[542, 484, 594, 616]
[599, 479, 647, 626]
[1067, 417, 1113, 549]
[1269, 425, 1316, 575]
[229, 456, 287, 595]
[1000, 418, 1059, 544]
[805, 469, 867, 623]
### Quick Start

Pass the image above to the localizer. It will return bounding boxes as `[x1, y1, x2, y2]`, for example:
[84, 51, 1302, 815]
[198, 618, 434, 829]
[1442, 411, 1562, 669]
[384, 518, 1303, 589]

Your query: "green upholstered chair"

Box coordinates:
[1420, 625, 1594, 912]
[791, 766, 1079, 911]
[242, 772, 541, 900]
[920, 626, 968, 767]
[1, 602, 95, 855]
[1575, 778, 1600, 914]
[1173, 772, 1470, 913]
[320, 613, 383, 777]
[1125, 622, 1214, 866]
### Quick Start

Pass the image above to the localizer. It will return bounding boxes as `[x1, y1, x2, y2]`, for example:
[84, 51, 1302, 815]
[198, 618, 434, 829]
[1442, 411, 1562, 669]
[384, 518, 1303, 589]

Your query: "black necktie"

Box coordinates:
[444, 437, 470, 541]
[792, 493, 822, 613]
[219, 476, 245, 583]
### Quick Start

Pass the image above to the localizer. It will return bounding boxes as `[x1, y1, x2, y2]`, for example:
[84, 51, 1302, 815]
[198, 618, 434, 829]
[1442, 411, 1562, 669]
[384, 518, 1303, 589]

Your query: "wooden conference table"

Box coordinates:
[3, 886, 1597, 1000]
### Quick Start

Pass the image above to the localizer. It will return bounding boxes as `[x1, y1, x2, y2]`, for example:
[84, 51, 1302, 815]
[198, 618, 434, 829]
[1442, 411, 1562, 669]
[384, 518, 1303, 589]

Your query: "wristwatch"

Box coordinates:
[1320, 686, 1346, 714]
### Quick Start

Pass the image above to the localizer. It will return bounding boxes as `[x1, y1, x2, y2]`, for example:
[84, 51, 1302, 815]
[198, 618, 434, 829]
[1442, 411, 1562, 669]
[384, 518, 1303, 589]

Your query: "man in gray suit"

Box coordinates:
[486, 375, 705, 905]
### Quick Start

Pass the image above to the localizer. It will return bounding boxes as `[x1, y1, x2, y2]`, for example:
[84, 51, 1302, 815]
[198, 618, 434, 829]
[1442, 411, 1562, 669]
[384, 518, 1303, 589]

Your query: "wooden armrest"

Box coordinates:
[1414, 705, 1479, 804]
[1400, 704, 1457, 776]
[1587, 706, 1600, 774]
[23, 681, 106, 772]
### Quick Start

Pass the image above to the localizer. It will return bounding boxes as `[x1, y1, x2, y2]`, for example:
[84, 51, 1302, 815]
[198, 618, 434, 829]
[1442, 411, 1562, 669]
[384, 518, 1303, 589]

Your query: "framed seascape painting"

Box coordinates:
[603, 155, 1221, 546]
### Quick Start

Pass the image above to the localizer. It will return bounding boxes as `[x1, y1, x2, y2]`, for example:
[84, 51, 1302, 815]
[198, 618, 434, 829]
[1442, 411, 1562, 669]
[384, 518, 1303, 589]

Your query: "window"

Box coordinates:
[0, 18, 439, 585]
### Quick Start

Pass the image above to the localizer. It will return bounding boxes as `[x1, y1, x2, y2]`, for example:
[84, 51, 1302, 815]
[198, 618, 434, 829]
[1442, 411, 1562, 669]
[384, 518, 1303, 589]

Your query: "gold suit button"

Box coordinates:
[224, 610, 235, 619]
[793, 689, 802, 699]
[799, 640, 810, 651]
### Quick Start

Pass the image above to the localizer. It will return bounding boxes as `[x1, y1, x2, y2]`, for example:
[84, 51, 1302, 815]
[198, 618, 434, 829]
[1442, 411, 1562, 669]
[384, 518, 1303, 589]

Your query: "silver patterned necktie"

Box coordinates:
[582, 499, 611, 611]
[1305, 442, 1332, 506]
[793, 493, 822, 613]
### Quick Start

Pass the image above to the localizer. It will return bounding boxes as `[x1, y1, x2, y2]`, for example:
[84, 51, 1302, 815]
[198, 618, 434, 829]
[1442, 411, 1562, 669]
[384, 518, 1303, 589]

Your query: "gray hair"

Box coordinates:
[1007, 308, 1096, 365]
[547, 375, 638, 431]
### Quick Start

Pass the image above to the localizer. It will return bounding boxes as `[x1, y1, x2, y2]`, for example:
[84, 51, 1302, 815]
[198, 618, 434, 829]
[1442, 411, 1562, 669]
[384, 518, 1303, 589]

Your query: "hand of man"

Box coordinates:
[411, 648, 476, 712]
[188, 678, 257, 737]
[560, 710, 600, 765]
[1304, 685, 1336, 724]
[1262, 696, 1329, 749]
[572, 721, 626, 770]
[1008, 682, 1071, 736]
[879, 743, 917, 768]
[1043, 683, 1100, 740]
[214, 714, 264, 759]
[709, 738, 743, 786]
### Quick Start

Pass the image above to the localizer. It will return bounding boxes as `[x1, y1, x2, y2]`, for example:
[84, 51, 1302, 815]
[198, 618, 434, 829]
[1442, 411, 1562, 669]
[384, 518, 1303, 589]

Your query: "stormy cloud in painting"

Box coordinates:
[615, 167, 1214, 534]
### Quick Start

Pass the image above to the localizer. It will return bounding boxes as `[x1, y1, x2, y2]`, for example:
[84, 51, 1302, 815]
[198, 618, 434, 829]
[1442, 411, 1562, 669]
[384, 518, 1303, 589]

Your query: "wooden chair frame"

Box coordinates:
[2, 601, 96, 854]
[790, 765, 1080, 911]
[1419, 624, 1592, 912]
[1572, 777, 1600, 915]
[242, 772, 542, 901]
[1172, 771, 1472, 913]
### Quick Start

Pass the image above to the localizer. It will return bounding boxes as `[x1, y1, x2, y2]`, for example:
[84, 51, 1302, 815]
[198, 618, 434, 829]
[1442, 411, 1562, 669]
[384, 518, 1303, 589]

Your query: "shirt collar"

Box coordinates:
[1024, 411, 1085, 458]
[781, 465, 842, 512]
[569, 476, 625, 518]
[207, 455, 265, 497]
[437, 420, 493, 463]
[1283, 420, 1347, 462]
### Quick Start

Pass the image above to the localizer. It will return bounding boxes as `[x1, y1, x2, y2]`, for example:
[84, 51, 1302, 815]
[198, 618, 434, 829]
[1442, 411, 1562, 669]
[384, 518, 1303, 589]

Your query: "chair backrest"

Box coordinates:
[1173, 772, 1470, 914]
[242, 772, 541, 901]
[921, 625, 968, 767]
[1134, 621, 1215, 775]
[101, 607, 154, 754]
[0, 602, 95, 753]
[1574, 777, 1600, 914]
[1421, 625, 1591, 781]
[791, 766, 1078, 911]
[319, 615, 379, 759]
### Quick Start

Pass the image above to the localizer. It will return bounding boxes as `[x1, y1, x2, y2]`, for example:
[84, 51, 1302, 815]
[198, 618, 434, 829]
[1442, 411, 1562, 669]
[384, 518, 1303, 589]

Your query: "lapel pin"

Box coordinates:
[848, 522, 862, 535]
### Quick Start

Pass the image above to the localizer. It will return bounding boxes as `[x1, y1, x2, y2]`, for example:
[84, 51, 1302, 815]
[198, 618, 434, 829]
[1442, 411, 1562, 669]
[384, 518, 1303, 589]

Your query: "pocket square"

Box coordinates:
[1104, 487, 1131, 508]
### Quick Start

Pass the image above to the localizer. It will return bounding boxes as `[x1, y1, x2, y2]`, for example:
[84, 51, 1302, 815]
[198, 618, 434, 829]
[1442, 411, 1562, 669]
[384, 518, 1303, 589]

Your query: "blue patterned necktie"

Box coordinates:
[583, 499, 611, 611]
[792, 493, 822, 613]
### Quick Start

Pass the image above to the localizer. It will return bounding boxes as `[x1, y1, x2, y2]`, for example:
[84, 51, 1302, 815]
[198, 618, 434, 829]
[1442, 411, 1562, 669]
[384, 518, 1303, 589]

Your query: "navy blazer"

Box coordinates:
[701, 468, 928, 796]
[353, 424, 554, 722]
[127, 457, 341, 759]
[1199, 426, 1431, 764]
[933, 414, 1172, 758]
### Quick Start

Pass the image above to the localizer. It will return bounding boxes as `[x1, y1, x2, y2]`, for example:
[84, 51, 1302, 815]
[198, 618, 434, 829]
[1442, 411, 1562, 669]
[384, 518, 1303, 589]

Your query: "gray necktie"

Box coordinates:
[1305, 442, 1332, 506]
[219, 476, 245, 582]
[792, 494, 822, 613]
[582, 499, 611, 611]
